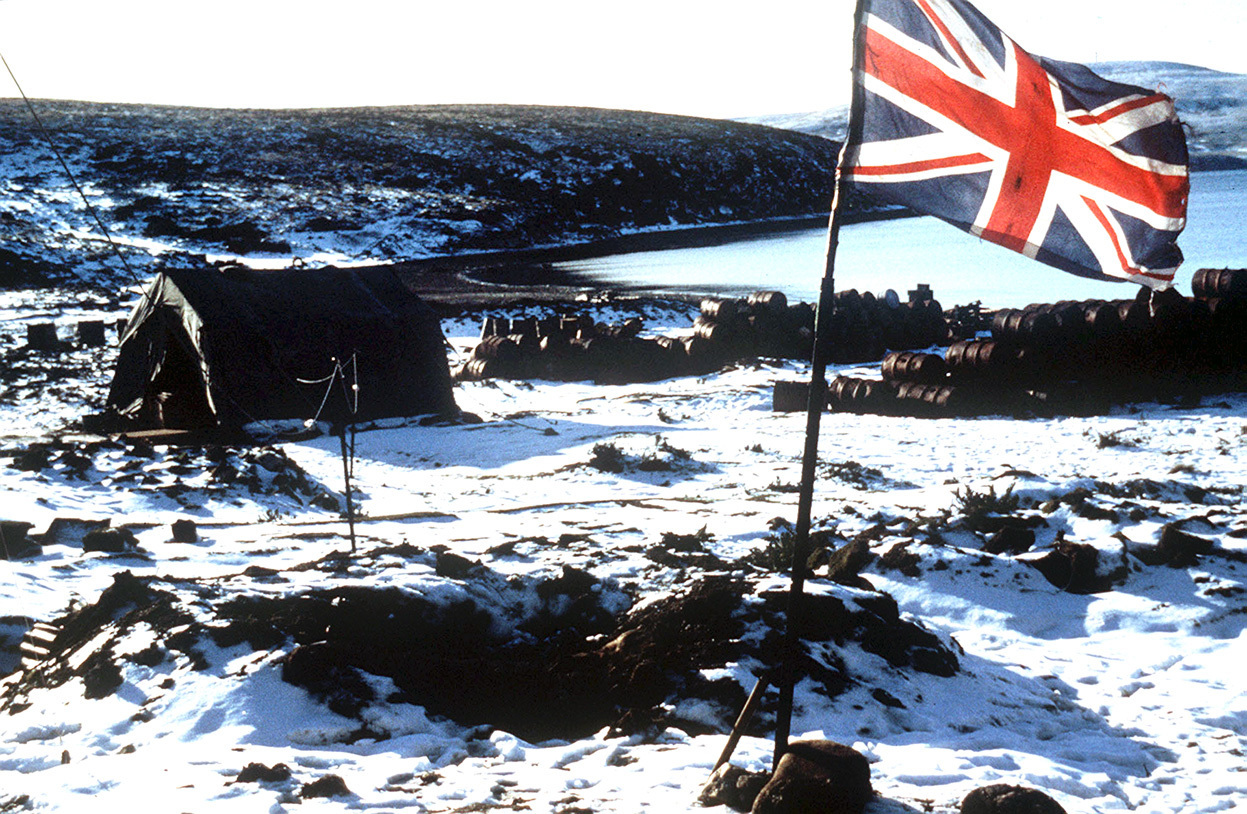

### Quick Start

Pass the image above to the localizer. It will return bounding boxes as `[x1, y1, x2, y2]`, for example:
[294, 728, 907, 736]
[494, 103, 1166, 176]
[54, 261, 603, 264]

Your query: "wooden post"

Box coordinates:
[772, 0, 870, 771]
[714, 674, 771, 771]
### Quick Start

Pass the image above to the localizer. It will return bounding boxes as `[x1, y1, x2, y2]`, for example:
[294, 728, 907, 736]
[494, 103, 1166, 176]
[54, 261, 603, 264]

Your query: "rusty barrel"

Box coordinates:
[946, 339, 1011, 380]
[747, 290, 788, 314]
[509, 316, 539, 338]
[26, 323, 59, 350]
[991, 309, 1021, 341]
[459, 358, 504, 381]
[77, 320, 107, 347]
[881, 350, 947, 384]
[472, 335, 522, 364]
[1081, 300, 1122, 344]
[700, 297, 740, 322]
[1192, 268, 1247, 301]
[1116, 297, 1151, 335]
[773, 380, 810, 412]
[692, 315, 736, 343]
[827, 376, 894, 414]
[895, 381, 957, 417]
[902, 298, 947, 348]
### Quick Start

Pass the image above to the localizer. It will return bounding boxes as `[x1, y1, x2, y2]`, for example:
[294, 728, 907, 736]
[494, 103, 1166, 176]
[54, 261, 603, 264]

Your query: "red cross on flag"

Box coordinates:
[843, 0, 1189, 287]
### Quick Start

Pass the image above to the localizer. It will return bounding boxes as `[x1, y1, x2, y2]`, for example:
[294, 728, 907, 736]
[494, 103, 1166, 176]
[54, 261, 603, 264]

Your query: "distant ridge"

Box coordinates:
[0, 103, 851, 288]
[739, 62, 1247, 171]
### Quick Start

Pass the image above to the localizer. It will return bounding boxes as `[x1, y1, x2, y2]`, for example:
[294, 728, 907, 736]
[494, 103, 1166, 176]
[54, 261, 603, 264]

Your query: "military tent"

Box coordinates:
[106, 267, 457, 429]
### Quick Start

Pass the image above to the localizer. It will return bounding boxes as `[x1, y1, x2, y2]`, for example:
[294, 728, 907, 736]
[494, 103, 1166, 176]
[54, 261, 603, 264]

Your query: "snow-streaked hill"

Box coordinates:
[740, 62, 1247, 171]
[0, 103, 850, 289]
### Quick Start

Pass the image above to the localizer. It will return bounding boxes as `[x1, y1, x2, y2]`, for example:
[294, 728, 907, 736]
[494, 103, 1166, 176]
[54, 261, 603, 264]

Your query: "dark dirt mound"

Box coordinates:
[2, 563, 962, 743]
[217, 570, 960, 741]
[221, 574, 749, 741]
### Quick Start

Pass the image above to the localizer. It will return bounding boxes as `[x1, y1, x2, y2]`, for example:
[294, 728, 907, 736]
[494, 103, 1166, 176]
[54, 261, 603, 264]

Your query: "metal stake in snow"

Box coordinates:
[302, 354, 361, 554]
[337, 422, 358, 554]
[772, 0, 869, 770]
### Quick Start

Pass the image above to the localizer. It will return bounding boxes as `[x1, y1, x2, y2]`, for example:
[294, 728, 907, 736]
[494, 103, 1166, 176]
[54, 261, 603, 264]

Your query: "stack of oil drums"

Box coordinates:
[688, 291, 815, 364]
[688, 285, 949, 366]
[819, 286, 949, 364]
[460, 312, 681, 385]
[457, 285, 954, 385]
[825, 268, 1247, 418]
[457, 291, 817, 385]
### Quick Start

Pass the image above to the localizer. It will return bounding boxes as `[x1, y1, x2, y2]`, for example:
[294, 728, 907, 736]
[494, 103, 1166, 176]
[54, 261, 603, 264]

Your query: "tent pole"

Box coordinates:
[773, 0, 869, 771]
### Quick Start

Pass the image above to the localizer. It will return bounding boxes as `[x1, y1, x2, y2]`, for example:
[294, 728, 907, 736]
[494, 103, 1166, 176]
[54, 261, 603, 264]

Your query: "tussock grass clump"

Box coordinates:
[954, 484, 1019, 531]
[588, 442, 626, 473]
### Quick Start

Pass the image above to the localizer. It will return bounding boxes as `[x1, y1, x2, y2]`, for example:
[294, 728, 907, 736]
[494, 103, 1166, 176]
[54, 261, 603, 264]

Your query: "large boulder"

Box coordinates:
[82, 527, 139, 554]
[1156, 524, 1215, 567]
[751, 740, 871, 814]
[700, 763, 770, 812]
[961, 784, 1066, 814]
[1027, 540, 1103, 593]
[0, 521, 37, 559]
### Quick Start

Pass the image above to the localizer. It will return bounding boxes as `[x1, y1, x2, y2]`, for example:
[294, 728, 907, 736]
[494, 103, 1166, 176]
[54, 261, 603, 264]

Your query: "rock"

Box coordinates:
[236, 762, 292, 783]
[1028, 541, 1102, 593]
[877, 542, 921, 578]
[300, 774, 352, 799]
[701, 763, 770, 812]
[0, 521, 38, 559]
[81, 648, 123, 699]
[253, 450, 289, 473]
[961, 783, 1066, 814]
[83, 527, 138, 554]
[9, 445, 51, 472]
[759, 588, 960, 678]
[40, 517, 110, 547]
[825, 538, 874, 585]
[871, 687, 905, 708]
[435, 550, 478, 578]
[1072, 501, 1118, 521]
[751, 740, 871, 814]
[983, 526, 1035, 555]
[536, 564, 599, 599]
[171, 519, 198, 543]
[1157, 523, 1215, 567]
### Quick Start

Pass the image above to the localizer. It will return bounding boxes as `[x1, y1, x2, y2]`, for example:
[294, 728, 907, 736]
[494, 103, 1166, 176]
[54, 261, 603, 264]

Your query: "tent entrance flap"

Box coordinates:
[145, 328, 215, 429]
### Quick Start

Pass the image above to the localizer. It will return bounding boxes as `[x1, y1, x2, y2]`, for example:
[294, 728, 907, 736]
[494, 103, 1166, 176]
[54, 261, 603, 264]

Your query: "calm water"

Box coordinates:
[554, 170, 1247, 309]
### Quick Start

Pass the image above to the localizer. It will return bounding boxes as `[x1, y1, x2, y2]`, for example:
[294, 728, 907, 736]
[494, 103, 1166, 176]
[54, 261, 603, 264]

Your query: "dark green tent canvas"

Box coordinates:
[107, 267, 457, 429]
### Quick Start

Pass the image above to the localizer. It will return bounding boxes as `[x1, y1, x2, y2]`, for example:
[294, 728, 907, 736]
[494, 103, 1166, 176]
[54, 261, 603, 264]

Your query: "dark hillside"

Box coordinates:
[0, 101, 854, 288]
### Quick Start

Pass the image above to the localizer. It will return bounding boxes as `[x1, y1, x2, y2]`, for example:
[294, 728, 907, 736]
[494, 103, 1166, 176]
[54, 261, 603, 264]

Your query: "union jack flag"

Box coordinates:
[843, 0, 1189, 287]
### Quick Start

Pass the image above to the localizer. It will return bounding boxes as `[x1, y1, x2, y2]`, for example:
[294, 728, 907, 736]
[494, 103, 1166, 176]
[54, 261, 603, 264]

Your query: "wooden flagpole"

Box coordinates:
[772, 0, 870, 770]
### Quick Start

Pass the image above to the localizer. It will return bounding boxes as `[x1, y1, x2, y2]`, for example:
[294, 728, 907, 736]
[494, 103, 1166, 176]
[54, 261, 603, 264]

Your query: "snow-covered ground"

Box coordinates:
[1, 304, 1245, 813]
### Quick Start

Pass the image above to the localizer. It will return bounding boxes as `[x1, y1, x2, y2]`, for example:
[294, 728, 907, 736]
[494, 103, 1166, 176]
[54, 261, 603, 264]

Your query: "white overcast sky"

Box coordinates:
[1, 0, 1244, 118]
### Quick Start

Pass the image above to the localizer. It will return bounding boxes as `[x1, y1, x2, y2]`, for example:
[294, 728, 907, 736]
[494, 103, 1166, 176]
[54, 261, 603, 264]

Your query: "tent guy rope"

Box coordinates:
[0, 46, 143, 290]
